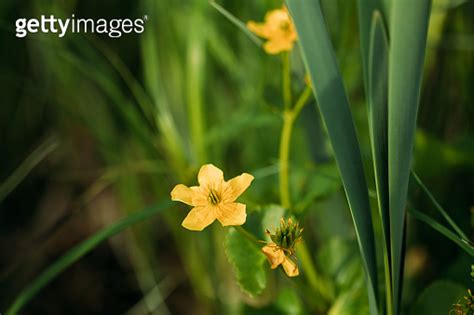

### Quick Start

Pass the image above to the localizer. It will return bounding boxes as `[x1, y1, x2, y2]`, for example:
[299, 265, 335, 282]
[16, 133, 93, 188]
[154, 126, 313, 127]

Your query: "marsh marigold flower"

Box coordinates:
[171, 164, 254, 231]
[261, 218, 303, 277]
[247, 6, 297, 55]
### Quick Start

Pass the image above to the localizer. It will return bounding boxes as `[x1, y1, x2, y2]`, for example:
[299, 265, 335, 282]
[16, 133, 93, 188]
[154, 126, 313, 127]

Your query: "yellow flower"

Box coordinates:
[247, 6, 297, 55]
[170, 164, 254, 231]
[261, 243, 299, 277]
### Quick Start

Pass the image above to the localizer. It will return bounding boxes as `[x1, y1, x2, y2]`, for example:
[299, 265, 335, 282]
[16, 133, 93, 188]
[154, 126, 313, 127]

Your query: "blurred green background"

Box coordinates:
[0, 0, 473, 314]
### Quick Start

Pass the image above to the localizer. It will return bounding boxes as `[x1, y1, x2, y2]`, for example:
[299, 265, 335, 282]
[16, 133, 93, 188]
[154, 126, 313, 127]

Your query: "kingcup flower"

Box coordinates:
[247, 6, 297, 55]
[261, 218, 303, 277]
[171, 164, 254, 231]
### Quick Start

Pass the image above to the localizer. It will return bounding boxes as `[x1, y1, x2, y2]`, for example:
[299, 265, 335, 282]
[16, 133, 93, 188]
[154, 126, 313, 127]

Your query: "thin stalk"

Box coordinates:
[282, 52, 292, 110]
[278, 86, 326, 303]
[408, 208, 474, 256]
[293, 85, 312, 117]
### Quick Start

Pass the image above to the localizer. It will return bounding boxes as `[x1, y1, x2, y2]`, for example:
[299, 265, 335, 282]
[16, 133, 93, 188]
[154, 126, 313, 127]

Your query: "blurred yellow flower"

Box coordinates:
[171, 164, 254, 231]
[262, 243, 299, 277]
[247, 6, 297, 55]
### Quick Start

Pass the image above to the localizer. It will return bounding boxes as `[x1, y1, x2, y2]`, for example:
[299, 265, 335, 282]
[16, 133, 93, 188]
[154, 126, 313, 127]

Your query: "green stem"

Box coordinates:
[282, 52, 292, 110]
[293, 85, 312, 118]
[279, 110, 294, 209]
[278, 84, 326, 303]
[278, 85, 313, 210]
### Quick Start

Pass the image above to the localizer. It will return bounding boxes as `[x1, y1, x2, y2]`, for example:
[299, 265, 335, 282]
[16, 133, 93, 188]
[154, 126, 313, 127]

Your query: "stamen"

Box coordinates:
[208, 189, 220, 205]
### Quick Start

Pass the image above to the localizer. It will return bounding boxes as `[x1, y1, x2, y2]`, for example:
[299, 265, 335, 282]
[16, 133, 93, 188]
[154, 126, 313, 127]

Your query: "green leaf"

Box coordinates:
[388, 0, 432, 311]
[368, 11, 390, 251]
[409, 281, 465, 315]
[367, 12, 394, 314]
[6, 200, 173, 315]
[357, 0, 389, 90]
[225, 227, 266, 297]
[286, 1, 378, 313]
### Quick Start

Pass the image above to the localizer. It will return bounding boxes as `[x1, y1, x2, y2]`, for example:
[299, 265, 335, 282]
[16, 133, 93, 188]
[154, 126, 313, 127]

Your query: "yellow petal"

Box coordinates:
[216, 202, 246, 226]
[263, 39, 294, 54]
[282, 256, 299, 277]
[265, 8, 289, 29]
[261, 244, 285, 269]
[171, 184, 199, 206]
[224, 173, 254, 202]
[181, 206, 216, 231]
[198, 164, 224, 190]
[247, 21, 271, 38]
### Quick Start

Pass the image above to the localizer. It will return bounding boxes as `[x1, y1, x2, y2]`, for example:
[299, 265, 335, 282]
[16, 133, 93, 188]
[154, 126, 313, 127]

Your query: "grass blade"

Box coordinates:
[6, 200, 172, 315]
[0, 136, 59, 203]
[368, 11, 392, 314]
[408, 208, 474, 256]
[286, 1, 379, 313]
[209, 1, 263, 47]
[411, 171, 469, 241]
[388, 0, 432, 312]
[368, 11, 390, 253]
[187, 2, 208, 164]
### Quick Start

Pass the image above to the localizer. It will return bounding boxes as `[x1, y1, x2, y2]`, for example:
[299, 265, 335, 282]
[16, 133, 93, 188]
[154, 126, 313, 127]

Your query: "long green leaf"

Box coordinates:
[368, 11, 390, 253]
[357, 0, 389, 90]
[368, 11, 392, 314]
[286, 1, 379, 313]
[0, 136, 59, 203]
[6, 200, 172, 315]
[388, 1, 431, 312]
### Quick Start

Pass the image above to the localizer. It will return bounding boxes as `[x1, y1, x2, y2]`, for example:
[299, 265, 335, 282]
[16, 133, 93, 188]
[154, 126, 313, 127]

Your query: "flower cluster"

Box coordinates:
[451, 289, 474, 315]
[261, 218, 303, 277]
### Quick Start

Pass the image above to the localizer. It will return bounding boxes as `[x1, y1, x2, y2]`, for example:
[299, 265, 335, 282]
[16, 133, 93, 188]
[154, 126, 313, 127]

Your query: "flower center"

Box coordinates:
[208, 189, 220, 205]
